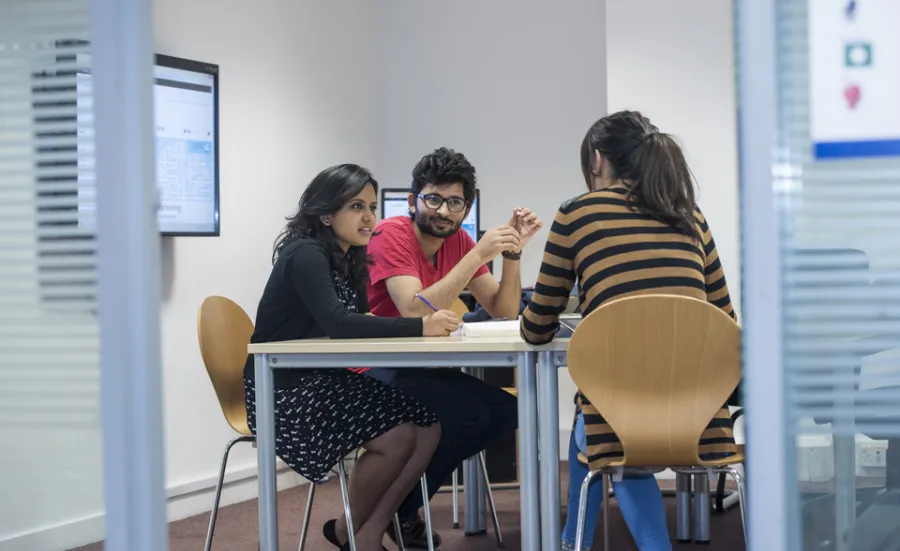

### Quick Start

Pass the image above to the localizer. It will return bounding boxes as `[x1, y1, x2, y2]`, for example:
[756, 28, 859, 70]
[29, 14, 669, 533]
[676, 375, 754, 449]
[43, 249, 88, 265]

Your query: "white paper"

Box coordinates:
[456, 320, 521, 338]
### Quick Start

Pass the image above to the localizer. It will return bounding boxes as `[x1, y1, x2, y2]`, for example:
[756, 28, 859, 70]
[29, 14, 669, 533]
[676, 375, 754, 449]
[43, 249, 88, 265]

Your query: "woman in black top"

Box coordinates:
[244, 164, 458, 551]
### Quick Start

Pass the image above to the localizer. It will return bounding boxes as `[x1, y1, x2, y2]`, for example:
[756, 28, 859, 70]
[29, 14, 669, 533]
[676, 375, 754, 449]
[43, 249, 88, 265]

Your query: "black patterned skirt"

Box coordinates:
[244, 370, 438, 482]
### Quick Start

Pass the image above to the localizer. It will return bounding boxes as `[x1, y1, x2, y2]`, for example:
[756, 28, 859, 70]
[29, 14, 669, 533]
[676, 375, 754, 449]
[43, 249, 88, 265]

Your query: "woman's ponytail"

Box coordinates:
[581, 111, 700, 241]
[627, 132, 700, 241]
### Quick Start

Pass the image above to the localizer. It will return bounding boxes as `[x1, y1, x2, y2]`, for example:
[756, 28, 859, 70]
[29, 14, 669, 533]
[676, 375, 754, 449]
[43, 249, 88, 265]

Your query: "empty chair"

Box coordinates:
[197, 295, 258, 551]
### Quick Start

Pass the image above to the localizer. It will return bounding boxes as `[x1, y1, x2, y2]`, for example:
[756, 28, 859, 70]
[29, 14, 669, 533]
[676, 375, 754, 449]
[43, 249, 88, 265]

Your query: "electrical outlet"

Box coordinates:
[857, 441, 889, 468]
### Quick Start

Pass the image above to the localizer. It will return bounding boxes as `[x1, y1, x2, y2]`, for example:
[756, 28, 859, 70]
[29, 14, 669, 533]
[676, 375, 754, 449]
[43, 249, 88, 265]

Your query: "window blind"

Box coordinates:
[776, 0, 900, 438]
[0, 1, 98, 426]
[771, 0, 900, 548]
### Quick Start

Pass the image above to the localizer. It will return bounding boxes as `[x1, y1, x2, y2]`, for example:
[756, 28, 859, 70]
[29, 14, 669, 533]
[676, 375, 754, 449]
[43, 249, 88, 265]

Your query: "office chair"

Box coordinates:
[566, 295, 747, 551]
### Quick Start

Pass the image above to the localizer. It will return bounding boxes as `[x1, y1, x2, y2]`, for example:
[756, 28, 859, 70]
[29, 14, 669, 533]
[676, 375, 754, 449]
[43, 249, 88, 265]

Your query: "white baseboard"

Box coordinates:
[166, 458, 304, 523]
[0, 460, 307, 551]
[0, 513, 105, 551]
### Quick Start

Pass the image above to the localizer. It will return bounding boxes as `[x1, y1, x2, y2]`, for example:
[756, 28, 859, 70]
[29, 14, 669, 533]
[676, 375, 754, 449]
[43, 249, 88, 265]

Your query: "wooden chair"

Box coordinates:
[566, 294, 746, 551]
[199, 296, 435, 551]
[197, 296, 257, 551]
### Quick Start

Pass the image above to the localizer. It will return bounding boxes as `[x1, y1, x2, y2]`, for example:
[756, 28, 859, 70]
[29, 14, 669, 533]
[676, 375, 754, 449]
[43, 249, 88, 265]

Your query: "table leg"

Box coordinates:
[692, 473, 711, 543]
[517, 351, 540, 551]
[464, 456, 486, 534]
[833, 434, 857, 551]
[462, 367, 487, 535]
[538, 350, 561, 551]
[255, 354, 279, 551]
[675, 472, 692, 543]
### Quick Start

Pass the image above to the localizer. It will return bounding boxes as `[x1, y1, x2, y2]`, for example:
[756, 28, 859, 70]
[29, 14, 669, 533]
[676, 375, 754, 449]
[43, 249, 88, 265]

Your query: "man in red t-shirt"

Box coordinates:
[366, 147, 543, 549]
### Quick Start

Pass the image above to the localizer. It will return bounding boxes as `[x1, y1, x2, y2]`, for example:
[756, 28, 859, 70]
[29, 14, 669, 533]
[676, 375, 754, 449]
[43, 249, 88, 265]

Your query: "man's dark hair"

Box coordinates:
[410, 147, 477, 203]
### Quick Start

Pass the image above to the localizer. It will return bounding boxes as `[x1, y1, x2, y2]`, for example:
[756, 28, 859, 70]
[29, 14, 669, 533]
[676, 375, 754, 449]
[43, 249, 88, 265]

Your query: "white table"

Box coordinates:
[249, 336, 569, 551]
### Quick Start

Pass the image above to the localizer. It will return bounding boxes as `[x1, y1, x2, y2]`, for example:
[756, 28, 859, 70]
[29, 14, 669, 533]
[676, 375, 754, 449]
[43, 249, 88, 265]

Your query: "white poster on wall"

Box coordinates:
[809, 0, 900, 159]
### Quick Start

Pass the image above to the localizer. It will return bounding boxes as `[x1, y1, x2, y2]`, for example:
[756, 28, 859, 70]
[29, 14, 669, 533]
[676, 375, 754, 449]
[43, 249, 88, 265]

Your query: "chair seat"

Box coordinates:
[597, 450, 745, 471]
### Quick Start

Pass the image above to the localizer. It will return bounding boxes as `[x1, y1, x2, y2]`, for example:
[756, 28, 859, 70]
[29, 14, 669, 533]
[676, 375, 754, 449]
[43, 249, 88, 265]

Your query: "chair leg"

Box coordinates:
[420, 474, 436, 551]
[297, 481, 317, 551]
[602, 473, 611, 551]
[205, 435, 253, 551]
[337, 460, 357, 551]
[727, 467, 749, 547]
[393, 514, 407, 551]
[574, 469, 603, 551]
[478, 451, 505, 548]
[452, 468, 460, 529]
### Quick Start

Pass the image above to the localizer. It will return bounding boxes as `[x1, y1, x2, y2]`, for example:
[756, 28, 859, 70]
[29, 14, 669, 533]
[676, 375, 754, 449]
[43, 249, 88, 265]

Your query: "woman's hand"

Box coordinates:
[423, 310, 460, 336]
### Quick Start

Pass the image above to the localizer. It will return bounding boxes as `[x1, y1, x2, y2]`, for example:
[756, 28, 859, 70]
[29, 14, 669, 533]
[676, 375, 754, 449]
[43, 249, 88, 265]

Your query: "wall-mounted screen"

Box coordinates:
[380, 188, 480, 243]
[154, 54, 219, 236]
[77, 54, 220, 236]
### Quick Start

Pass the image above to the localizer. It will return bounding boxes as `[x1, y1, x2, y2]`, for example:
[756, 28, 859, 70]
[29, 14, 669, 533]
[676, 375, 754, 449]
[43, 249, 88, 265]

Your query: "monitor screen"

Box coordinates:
[154, 55, 219, 236]
[77, 55, 220, 236]
[380, 189, 480, 242]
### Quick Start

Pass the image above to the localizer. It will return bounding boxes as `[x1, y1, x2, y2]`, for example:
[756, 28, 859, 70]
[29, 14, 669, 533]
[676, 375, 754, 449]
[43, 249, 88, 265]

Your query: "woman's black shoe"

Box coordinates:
[323, 519, 342, 548]
[326, 520, 387, 551]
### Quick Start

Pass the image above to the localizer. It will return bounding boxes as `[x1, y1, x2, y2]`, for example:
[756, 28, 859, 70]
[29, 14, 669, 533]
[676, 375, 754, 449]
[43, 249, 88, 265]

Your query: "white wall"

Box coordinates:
[376, 0, 607, 283]
[154, 0, 384, 520]
[605, 0, 741, 314]
[375, 0, 608, 455]
[601, 0, 743, 469]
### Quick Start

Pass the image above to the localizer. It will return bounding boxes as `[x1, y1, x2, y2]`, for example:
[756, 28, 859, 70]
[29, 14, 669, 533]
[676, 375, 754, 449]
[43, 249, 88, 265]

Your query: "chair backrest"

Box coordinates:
[449, 297, 470, 317]
[197, 296, 254, 436]
[567, 294, 741, 467]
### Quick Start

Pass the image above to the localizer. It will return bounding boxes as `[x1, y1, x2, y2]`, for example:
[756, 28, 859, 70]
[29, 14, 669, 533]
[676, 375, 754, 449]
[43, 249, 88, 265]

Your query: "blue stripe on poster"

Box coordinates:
[814, 139, 900, 159]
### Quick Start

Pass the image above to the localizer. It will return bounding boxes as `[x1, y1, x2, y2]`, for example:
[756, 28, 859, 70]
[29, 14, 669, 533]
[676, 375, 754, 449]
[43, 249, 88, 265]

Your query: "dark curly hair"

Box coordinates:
[581, 110, 700, 241]
[273, 164, 377, 289]
[409, 147, 477, 218]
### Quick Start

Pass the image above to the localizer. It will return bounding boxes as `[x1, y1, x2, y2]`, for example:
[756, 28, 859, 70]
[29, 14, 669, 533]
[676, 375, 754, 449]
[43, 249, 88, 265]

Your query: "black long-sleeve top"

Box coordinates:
[244, 238, 422, 387]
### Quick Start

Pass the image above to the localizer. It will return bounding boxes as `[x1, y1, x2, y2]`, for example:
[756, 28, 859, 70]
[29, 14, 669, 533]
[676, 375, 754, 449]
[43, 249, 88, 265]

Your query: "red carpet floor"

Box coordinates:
[72, 464, 746, 551]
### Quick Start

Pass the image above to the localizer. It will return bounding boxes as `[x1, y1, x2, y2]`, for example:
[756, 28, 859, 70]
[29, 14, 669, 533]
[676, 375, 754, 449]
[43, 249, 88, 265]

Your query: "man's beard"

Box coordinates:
[414, 212, 462, 238]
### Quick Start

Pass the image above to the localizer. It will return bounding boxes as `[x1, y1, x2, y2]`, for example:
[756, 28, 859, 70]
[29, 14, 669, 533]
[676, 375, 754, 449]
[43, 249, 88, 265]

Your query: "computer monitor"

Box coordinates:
[380, 188, 480, 243]
[76, 54, 220, 236]
[154, 55, 220, 236]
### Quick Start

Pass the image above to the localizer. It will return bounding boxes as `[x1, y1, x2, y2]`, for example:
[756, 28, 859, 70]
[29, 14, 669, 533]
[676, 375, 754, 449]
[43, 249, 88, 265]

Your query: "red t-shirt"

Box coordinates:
[367, 216, 490, 318]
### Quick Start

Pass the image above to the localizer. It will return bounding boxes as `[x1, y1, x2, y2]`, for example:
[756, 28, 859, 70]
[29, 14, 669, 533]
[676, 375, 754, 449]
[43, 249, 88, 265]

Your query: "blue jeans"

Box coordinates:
[562, 414, 672, 550]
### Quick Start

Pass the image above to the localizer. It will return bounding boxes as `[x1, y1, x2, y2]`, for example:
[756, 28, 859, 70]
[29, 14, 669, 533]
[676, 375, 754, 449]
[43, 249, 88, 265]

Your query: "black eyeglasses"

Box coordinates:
[417, 193, 468, 213]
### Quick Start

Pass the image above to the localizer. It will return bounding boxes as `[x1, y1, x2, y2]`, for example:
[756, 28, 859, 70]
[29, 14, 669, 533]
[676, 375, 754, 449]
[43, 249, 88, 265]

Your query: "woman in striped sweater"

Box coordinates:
[521, 111, 737, 551]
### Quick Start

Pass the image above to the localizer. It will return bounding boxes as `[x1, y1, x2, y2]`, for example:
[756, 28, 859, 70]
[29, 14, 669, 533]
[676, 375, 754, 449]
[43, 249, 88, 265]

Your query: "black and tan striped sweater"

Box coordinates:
[520, 184, 738, 468]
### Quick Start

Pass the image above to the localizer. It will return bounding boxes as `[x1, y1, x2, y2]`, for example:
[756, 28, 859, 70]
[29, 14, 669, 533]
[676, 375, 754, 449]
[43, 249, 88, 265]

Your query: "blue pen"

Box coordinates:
[415, 293, 439, 312]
